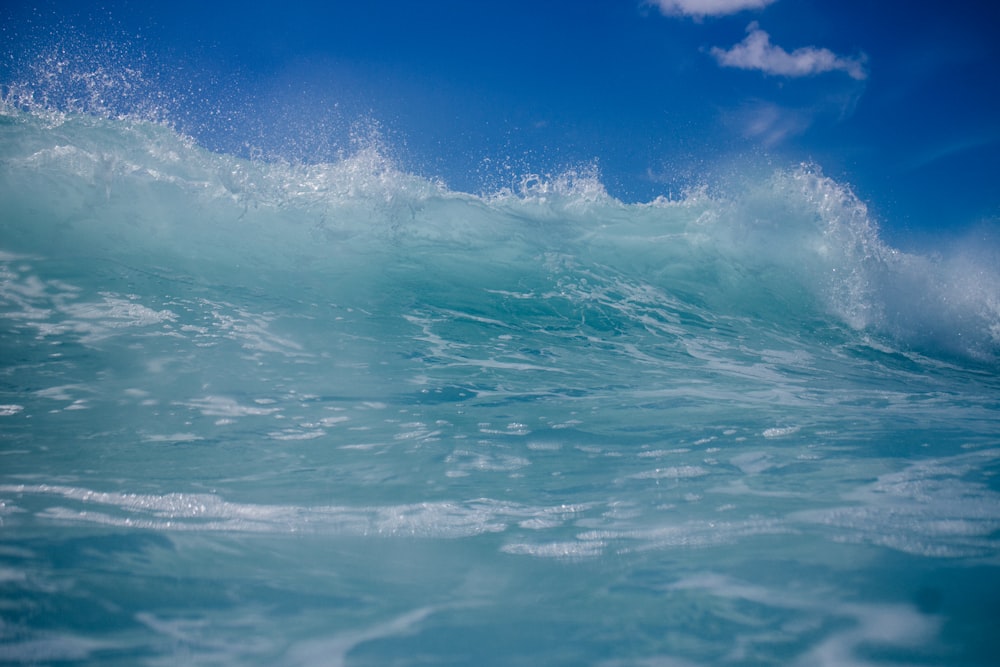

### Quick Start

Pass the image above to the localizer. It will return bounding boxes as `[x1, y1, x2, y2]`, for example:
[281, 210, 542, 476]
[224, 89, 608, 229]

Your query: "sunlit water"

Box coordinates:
[1, 109, 999, 665]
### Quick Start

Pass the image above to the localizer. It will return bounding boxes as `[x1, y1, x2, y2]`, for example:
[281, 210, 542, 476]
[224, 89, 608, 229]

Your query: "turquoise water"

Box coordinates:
[1, 109, 999, 665]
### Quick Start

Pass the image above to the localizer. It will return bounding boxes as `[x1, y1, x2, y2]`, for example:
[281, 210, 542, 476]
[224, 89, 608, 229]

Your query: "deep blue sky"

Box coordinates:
[2, 0, 999, 241]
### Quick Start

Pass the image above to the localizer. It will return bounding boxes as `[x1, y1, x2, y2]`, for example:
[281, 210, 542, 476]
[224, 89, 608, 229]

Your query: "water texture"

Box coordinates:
[1, 108, 999, 665]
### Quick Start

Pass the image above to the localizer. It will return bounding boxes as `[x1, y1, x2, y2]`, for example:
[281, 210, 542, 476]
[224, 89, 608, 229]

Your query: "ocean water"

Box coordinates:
[1, 106, 999, 666]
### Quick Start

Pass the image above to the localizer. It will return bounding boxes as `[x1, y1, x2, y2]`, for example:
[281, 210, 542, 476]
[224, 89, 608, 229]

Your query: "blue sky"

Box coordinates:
[2, 0, 999, 240]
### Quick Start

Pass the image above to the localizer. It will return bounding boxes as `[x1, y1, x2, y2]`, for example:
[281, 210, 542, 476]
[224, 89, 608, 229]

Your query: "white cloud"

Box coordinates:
[711, 23, 867, 80]
[650, 0, 777, 18]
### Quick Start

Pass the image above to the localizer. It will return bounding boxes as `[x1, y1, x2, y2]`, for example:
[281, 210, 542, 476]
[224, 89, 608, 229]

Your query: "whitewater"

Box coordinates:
[1, 103, 999, 666]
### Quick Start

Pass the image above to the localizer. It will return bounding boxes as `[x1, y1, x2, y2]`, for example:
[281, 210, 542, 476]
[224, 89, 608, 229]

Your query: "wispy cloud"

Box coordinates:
[711, 22, 867, 80]
[727, 100, 811, 147]
[649, 0, 777, 18]
[902, 132, 1000, 173]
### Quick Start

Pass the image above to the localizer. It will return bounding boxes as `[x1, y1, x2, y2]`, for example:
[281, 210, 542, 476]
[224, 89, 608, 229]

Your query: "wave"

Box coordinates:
[0, 105, 998, 366]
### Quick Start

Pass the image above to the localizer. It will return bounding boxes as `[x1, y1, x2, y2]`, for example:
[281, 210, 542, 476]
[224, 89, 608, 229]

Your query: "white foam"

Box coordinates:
[178, 396, 281, 418]
[445, 450, 531, 474]
[318, 416, 350, 426]
[207, 307, 306, 356]
[730, 451, 775, 473]
[668, 573, 939, 667]
[793, 448, 1000, 557]
[638, 448, 692, 458]
[142, 433, 203, 443]
[0, 484, 587, 541]
[630, 466, 711, 480]
[268, 429, 325, 441]
[284, 606, 440, 667]
[762, 426, 799, 438]
[500, 540, 605, 559]
[35, 385, 88, 402]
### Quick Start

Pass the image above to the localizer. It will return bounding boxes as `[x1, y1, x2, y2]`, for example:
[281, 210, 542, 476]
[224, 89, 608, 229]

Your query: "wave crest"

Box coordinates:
[1, 107, 997, 365]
